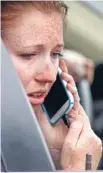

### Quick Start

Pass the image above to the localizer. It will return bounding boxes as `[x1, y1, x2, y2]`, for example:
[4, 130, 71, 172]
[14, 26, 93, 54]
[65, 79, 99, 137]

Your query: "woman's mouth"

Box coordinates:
[28, 92, 46, 105]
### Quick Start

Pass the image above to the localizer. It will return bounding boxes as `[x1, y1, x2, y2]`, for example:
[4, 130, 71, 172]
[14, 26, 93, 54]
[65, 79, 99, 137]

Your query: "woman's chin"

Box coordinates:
[31, 103, 44, 117]
[31, 104, 41, 111]
[32, 103, 40, 108]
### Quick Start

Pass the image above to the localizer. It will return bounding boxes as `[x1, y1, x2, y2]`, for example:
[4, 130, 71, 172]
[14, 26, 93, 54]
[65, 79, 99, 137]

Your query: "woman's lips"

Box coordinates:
[28, 93, 46, 105]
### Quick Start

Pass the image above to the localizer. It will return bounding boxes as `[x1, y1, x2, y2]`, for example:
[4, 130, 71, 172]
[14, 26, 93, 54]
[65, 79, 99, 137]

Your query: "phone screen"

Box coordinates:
[43, 73, 68, 119]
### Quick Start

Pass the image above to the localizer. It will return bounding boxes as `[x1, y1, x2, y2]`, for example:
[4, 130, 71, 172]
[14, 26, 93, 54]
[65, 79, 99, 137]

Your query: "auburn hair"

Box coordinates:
[1, 1, 68, 35]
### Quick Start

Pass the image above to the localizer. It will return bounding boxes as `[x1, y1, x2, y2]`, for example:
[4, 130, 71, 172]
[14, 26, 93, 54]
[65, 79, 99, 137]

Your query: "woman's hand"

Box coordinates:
[34, 59, 80, 168]
[59, 59, 102, 170]
[34, 59, 102, 170]
[60, 105, 102, 170]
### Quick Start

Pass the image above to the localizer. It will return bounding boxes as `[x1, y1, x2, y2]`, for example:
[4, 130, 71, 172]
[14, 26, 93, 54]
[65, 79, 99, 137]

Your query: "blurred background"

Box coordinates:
[64, 1, 103, 62]
[1, 1, 103, 171]
[63, 1, 103, 170]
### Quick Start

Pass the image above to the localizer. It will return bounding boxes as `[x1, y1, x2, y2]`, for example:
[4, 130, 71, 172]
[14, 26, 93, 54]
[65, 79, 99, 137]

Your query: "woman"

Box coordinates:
[1, 1, 102, 170]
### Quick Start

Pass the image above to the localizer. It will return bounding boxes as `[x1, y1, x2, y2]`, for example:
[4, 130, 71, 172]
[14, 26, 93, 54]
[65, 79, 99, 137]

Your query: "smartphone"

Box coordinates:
[41, 68, 74, 125]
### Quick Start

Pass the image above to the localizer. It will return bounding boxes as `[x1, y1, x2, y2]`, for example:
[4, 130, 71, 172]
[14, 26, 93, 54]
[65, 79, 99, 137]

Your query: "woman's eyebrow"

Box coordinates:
[54, 44, 64, 49]
[20, 43, 64, 50]
[21, 44, 44, 49]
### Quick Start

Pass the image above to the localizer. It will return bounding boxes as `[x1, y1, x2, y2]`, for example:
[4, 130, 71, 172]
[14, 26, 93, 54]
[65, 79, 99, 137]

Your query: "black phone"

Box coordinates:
[41, 68, 74, 125]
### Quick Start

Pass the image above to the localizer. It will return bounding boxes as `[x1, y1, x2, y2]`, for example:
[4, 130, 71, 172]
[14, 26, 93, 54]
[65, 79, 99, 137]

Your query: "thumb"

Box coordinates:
[63, 116, 84, 149]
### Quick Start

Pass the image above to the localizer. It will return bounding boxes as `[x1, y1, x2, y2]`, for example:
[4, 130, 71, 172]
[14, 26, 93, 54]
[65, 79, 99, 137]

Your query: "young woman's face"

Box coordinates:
[3, 7, 63, 108]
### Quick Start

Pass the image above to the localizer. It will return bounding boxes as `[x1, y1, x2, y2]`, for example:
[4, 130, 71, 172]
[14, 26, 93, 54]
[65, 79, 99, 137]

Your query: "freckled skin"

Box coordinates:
[4, 9, 63, 50]
[2, 5, 102, 170]
[3, 8, 63, 102]
[2, 7, 67, 164]
[2, 6, 69, 165]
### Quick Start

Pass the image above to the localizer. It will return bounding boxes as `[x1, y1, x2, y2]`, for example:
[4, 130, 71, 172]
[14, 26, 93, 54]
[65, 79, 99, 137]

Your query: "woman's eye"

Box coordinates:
[52, 52, 63, 59]
[20, 53, 36, 59]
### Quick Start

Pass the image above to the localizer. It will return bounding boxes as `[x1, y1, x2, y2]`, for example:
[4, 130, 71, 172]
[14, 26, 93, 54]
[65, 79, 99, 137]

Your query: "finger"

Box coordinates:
[60, 69, 80, 114]
[67, 83, 80, 113]
[67, 83, 77, 93]
[61, 72, 76, 86]
[77, 118, 92, 148]
[59, 58, 68, 73]
[79, 105, 89, 118]
[69, 117, 76, 123]
[61, 72, 80, 113]
[64, 115, 84, 148]
[78, 105, 91, 126]
[69, 109, 79, 119]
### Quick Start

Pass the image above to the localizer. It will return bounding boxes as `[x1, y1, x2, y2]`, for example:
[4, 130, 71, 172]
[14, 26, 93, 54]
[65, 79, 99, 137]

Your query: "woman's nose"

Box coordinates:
[35, 65, 57, 84]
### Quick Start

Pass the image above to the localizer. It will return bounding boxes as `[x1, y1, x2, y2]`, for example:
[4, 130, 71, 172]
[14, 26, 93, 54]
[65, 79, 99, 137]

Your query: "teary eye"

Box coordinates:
[52, 52, 63, 59]
[20, 53, 37, 59]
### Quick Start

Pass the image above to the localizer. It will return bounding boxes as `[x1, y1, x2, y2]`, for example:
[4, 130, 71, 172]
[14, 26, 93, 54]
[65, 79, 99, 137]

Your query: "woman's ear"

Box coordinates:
[59, 58, 68, 73]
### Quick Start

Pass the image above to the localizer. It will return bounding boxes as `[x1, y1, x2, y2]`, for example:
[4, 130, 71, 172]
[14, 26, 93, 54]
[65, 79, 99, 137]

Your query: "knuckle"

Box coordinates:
[87, 129, 96, 140]
[67, 74, 74, 82]
[96, 137, 103, 153]
[63, 142, 75, 152]
[69, 75, 74, 82]
[71, 120, 82, 129]
[70, 86, 78, 94]
[90, 131, 102, 149]
[97, 137, 102, 148]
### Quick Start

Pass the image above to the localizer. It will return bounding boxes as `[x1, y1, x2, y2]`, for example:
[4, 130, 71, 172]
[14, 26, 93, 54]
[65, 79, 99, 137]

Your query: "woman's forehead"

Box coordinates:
[4, 9, 63, 50]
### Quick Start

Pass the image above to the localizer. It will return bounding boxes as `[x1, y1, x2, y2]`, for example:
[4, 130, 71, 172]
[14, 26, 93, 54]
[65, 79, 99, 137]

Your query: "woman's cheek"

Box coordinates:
[11, 57, 33, 87]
